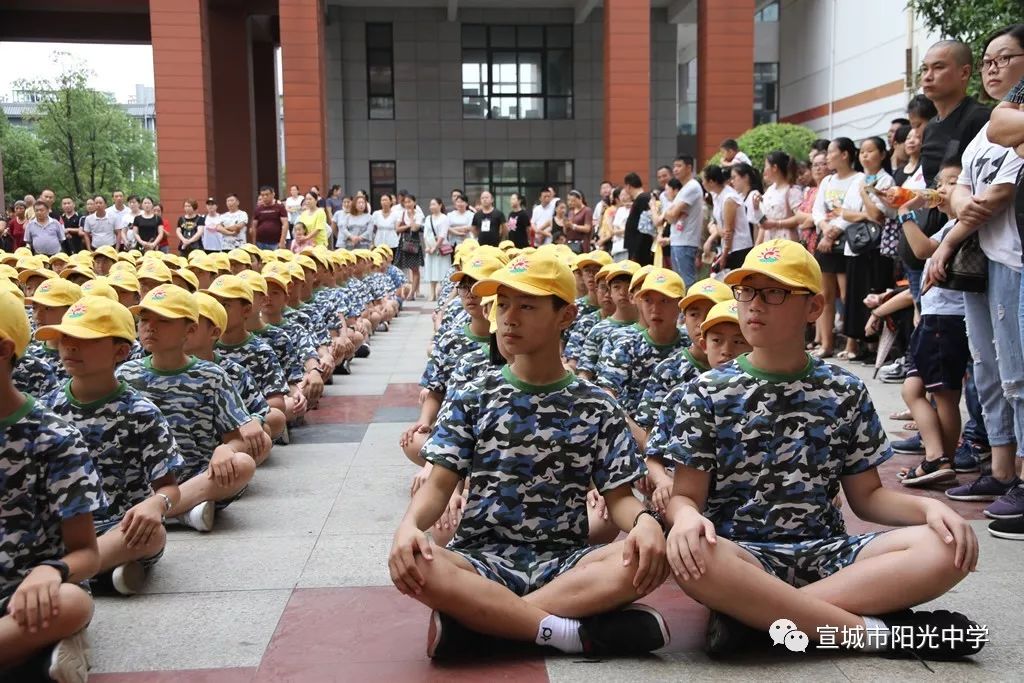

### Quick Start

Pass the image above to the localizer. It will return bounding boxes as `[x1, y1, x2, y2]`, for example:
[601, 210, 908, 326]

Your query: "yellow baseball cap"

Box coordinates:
[472, 251, 576, 304]
[637, 268, 685, 299]
[0, 277, 25, 301]
[596, 260, 640, 282]
[498, 240, 515, 251]
[187, 249, 208, 261]
[94, 245, 119, 261]
[48, 252, 70, 267]
[13, 247, 33, 258]
[210, 252, 232, 272]
[724, 239, 823, 295]
[171, 268, 200, 292]
[575, 251, 614, 269]
[0, 264, 18, 280]
[108, 271, 141, 293]
[207, 274, 254, 303]
[0, 291, 30, 358]
[274, 249, 294, 262]
[60, 265, 97, 281]
[679, 278, 734, 311]
[227, 248, 252, 266]
[0, 252, 17, 265]
[188, 254, 220, 274]
[286, 262, 306, 281]
[80, 277, 120, 302]
[241, 243, 262, 256]
[237, 270, 268, 295]
[27, 278, 83, 307]
[194, 291, 228, 331]
[131, 284, 199, 321]
[629, 265, 654, 292]
[117, 252, 137, 264]
[109, 261, 137, 275]
[263, 270, 291, 291]
[36, 295, 137, 343]
[700, 300, 742, 333]
[138, 258, 173, 283]
[296, 254, 318, 272]
[16, 265, 57, 284]
[127, 249, 143, 260]
[370, 252, 383, 267]
[451, 252, 507, 283]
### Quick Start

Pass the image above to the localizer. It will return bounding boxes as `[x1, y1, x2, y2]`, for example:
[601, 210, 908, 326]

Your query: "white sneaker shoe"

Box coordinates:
[49, 629, 90, 683]
[176, 501, 215, 532]
[111, 561, 146, 595]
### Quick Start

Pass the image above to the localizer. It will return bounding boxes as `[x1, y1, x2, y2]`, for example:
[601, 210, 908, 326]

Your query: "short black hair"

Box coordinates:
[675, 154, 695, 168]
[259, 184, 275, 194]
[890, 117, 910, 127]
[623, 172, 643, 188]
[657, 165, 672, 175]
[810, 139, 831, 154]
[226, 193, 238, 201]
[720, 138, 739, 151]
[907, 94, 937, 121]
[667, 178, 682, 191]
[939, 154, 963, 171]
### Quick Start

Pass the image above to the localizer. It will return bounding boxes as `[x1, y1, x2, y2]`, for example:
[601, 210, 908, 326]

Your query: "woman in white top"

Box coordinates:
[757, 151, 804, 243]
[611, 188, 631, 262]
[729, 162, 765, 244]
[395, 194, 425, 299]
[837, 136, 896, 359]
[284, 184, 304, 242]
[422, 198, 452, 300]
[701, 164, 752, 274]
[446, 194, 474, 247]
[371, 194, 401, 249]
[811, 137, 863, 358]
[339, 195, 374, 249]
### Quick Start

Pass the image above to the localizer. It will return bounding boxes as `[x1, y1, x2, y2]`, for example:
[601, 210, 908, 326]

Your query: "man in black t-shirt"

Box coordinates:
[471, 190, 506, 247]
[622, 173, 652, 265]
[919, 40, 991, 184]
[60, 197, 85, 253]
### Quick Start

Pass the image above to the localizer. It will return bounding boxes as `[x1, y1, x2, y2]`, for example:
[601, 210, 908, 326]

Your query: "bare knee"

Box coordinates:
[233, 452, 258, 481]
[54, 585, 93, 635]
[911, 527, 970, 582]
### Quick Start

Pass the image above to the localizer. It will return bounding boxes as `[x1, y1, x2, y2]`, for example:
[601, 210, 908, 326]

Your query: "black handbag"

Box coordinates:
[939, 233, 988, 293]
[825, 230, 847, 255]
[845, 221, 881, 255]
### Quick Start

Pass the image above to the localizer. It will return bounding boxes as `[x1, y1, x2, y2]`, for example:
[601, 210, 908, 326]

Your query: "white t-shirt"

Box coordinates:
[922, 221, 965, 316]
[284, 196, 303, 224]
[372, 208, 401, 248]
[837, 170, 894, 256]
[724, 151, 752, 166]
[219, 210, 248, 249]
[446, 209, 474, 245]
[107, 205, 131, 231]
[760, 184, 803, 241]
[201, 213, 224, 251]
[611, 206, 630, 256]
[83, 212, 119, 247]
[713, 186, 752, 253]
[812, 172, 862, 228]
[958, 123, 1024, 271]
[901, 163, 927, 191]
[531, 201, 556, 245]
[671, 179, 704, 247]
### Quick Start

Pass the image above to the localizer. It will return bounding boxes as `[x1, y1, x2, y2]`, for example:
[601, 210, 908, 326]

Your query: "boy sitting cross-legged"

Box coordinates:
[660, 239, 983, 661]
[38, 296, 183, 596]
[117, 284, 256, 532]
[388, 251, 671, 660]
[0, 291, 104, 682]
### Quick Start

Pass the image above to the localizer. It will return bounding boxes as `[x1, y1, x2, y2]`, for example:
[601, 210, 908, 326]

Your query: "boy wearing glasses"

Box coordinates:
[659, 240, 984, 662]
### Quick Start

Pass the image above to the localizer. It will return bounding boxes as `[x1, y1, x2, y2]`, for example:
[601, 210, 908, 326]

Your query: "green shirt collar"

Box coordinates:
[501, 365, 575, 394]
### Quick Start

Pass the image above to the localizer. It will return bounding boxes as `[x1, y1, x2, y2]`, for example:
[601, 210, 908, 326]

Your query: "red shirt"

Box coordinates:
[8, 216, 25, 248]
[254, 202, 288, 244]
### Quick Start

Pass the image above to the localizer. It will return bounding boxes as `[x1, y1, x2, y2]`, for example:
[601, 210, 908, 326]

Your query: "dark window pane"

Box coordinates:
[490, 26, 517, 48]
[370, 161, 396, 183]
[546, 96, 572, 119]
[366, 23, 392, 47]
[517, 26, 543, 48]
[462, 24, 486, 48]
[494, 161, 519, 183]
[520, 161, 545, 184]
[369, 97, 394, 119]
[465, 184, 489, 202]
[520, 97, 543, 119]
[546, 26, 572, 48]
[546, 50, 573, 96]
[464, 161, 490, 184]
[368, 65, 393, 96]
[462, 96, 487, 119]
[547, 160, 573, 183]
[367, 48, 392, 67]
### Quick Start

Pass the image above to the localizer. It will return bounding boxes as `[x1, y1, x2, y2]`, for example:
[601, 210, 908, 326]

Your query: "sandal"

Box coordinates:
[812, 348, 834, 359]
[902, 421, 918, 431]
[899, 456, 957, 488]
[835, 351, 853, 360]
[889, 409, 912, 421]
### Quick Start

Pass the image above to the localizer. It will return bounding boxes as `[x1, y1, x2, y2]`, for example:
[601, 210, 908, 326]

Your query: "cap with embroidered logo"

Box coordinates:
[36, 295, 137, 343]
[194, 292, 228, 332]
[171, 268, 200, 292]
[0, 291, 31, 358]
[108, 271, 141, 293]
[629, 265, 654, 292]
[227, 248, 252, 266]
[206, 274, 254, 303]
[637, 267, 685, 299]
[678, 278, 734, 311]
[596, 260, 640, 282]
[724, 239, 822, 294]
[451, 252, 507, 283]
[472, 251, 576, 304]
[137, 258, 173, 284]
[237, 270, 268, 295]
[700, 300, 742, 333]
[80, 277, 120, 302]
[27, 278, 83, 307]
[130, 284, 199, 321]
[94, 245, 120, 261]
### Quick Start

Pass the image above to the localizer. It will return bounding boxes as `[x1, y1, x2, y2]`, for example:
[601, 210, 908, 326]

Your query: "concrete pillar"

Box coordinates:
[150, 0, 215, 245]
[603, 0, 650, 185]
[697, 0, 755, 164]
[280, 0, 329, 192]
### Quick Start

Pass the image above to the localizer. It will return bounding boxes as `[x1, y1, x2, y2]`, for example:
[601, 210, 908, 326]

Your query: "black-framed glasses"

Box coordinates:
[981, 54, 1023, 71]
[731, 285, 811, 305]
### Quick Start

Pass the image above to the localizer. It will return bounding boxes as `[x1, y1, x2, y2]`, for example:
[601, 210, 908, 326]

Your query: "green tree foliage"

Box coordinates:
[909, 0, 1024, 97]
[706, 123, 819, 170]
[6, 55, 158, 207]
[0, 113, 55, 207]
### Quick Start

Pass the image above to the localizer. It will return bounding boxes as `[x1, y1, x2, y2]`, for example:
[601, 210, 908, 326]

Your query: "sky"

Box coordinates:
[0, 42, 154, 102]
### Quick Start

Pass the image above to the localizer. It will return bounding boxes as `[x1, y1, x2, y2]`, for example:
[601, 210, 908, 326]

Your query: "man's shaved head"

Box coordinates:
[928, 40, 974, 67]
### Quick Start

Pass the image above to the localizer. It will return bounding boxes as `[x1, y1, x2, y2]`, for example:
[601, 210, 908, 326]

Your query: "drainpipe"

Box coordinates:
[827, 0, 836, 137]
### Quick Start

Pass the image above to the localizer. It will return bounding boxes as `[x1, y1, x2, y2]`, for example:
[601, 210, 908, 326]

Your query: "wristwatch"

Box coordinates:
[157, 493, 173, 515]
[898, 211, 916, 225]
[39, 559, 70, 583]
[633, 508, 665, 531]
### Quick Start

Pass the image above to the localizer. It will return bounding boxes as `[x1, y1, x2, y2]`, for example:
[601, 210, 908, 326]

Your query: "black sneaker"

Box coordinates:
[355, 343, 371, 359]
[334, 359, 351, 375]
[426, 610, 494, 660]
[988, 516, 1024, 540]
[880, 609, 986, 661]
[579, 604, 670, 656]
[892, 433, 924, 455]
[704, 610, 764, 658]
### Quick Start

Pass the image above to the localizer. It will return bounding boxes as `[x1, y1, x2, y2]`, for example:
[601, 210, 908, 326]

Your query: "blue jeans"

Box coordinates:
[963, 261, 1024, 451]
[962, 366, 988, 447]
[256, 241, 279, 251]
[671, 246, 699, 288]
[905, 267, 923, 303]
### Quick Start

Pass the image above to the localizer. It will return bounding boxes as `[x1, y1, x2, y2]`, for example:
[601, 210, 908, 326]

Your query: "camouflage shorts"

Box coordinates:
[449, 543, 601, 597]
[733, 532, 885, 588]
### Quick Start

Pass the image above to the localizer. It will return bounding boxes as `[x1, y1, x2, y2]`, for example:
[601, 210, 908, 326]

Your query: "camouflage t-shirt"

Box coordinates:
[12, 354, 60, 399]
[420, 324, 490, 395]
[436, 298, 469, 338]
[388, 264, 407, 291]
[424, 366, 646, 551]
[126, 340, 147, 363]
[563, 309, 602, 362]
[276, 317, 319, 365]
[297, 302, 332, 346]
[448, 345, 493, 393]
[660, 354, 892, 542]
[253, 324, 304, 384]
[216, 334, 289, 397]
[117, 356, 251, 479]
[574, 296, 599, 316]
[635, 347, 710, 430]
[43, 382, 183, 527]
[25, 342, 69, 386]
[214, 353, 270, 421]
[596, 329, 689, 415]
[576, 318, 636, 375]
[1, 396, 106, 599]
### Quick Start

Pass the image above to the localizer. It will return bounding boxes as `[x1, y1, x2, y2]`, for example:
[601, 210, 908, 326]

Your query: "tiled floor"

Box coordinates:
[88, 301, 1018, 682]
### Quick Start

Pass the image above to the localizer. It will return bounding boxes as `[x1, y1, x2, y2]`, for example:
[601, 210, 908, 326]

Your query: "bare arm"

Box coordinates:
[988, 101, 1024, 149]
